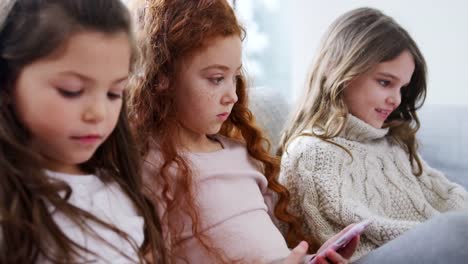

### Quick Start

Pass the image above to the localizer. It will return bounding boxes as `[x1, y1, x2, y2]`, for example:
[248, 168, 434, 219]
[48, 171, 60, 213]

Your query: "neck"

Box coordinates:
[338, 114, 389, 142]
[41, 159, 86, 175]
[176, 125, 222, 153]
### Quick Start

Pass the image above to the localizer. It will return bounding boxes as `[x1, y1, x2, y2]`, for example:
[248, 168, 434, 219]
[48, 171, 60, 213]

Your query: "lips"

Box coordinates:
[71, 134, 102, 144]
[217, 112, 230, 121]
[375, 108, 393, 119]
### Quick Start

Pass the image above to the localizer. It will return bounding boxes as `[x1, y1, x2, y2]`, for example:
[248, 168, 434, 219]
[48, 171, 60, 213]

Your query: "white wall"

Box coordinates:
[290, 0, 468, 105]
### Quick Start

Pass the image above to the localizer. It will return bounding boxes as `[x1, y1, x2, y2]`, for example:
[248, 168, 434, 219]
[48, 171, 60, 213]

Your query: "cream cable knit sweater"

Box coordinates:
[279, 115, 468, 260]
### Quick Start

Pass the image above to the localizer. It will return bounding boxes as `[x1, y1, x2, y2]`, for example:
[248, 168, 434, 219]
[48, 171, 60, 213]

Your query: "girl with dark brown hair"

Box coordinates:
[0, 0, 166, 263]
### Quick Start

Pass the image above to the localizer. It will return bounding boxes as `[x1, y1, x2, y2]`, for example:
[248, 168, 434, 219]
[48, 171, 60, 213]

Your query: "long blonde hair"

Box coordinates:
[279, 7, 427, 176]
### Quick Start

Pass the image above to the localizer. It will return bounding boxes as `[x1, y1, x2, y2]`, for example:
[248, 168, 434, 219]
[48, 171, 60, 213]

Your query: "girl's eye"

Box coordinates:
[107, 92, 123, 100]
[57, 88, 82, 98]
[378, 80, 390, 87]
[210, 76, 224, 85]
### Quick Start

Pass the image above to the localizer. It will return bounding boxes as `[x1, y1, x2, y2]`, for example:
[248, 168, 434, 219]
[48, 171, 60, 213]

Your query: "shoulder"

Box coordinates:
[215, 134, 246, 150]
[281, 134, 349, 180]
[141, 147, 165, 181]
[286, 134, 323, 153]
[102, 182, 136, 208]
[143, 145, 164, 169]
[212, 134, 252, 159]
[283, 133, 345, 162]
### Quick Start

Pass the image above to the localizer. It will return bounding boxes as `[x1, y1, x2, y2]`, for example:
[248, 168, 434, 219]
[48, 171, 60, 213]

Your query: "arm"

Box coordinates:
[263, 188, 289, 233]
[417, 157, 468, 212]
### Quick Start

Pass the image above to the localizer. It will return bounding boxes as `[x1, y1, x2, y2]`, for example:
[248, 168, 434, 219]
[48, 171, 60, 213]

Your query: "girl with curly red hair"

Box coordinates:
[128, 0, 359, 263]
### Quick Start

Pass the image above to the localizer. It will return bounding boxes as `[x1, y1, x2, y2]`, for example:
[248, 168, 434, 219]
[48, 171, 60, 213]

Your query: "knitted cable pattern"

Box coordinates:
[280, 115, 468, 260]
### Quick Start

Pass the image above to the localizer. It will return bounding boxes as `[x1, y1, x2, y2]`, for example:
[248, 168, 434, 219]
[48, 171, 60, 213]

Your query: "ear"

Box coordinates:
[155, 74, 170, 91]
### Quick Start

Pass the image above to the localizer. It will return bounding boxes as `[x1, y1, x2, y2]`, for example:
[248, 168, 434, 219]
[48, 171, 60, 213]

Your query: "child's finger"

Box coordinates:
[282, 241, 309, 264]
[337, 234, 360, 259]
[325, 249, 348, 264]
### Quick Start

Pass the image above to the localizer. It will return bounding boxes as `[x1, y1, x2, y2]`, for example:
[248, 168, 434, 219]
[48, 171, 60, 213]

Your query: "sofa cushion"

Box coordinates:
[417, 104, 468, 188]
[248, 86, 291, 150]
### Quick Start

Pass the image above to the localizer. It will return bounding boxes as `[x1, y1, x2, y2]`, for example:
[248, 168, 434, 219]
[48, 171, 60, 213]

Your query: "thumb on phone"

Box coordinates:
[282, 241, 309, 264]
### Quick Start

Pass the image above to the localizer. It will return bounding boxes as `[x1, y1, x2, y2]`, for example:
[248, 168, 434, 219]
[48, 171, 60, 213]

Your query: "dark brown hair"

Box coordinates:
[0, 0, 166, 263]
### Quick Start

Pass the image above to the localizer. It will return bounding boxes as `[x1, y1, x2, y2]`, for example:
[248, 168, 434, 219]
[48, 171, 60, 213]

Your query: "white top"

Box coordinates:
[43, 171, 145, 263]
[279, 114, 468, 259]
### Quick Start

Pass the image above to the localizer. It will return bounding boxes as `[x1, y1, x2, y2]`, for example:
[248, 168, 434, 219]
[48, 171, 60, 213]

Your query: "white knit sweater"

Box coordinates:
[279, 115, 468, 260]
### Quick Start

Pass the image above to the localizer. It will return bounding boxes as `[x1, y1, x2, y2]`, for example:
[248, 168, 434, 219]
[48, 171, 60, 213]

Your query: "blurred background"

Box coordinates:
[231, 0, 468, 105]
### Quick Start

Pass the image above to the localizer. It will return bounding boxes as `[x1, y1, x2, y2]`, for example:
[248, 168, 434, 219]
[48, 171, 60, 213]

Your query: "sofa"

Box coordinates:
[249, 86, 468, 189]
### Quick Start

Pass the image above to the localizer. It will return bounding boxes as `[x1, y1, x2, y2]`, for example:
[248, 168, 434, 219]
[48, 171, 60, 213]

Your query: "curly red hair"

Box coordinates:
[128, 0, 314, 261]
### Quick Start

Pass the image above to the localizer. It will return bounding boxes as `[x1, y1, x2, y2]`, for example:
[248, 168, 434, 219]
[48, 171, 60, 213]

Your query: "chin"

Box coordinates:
[71, 153, 96, 165]
[372, 122, 384, 129]
[208, 126, 223, 135]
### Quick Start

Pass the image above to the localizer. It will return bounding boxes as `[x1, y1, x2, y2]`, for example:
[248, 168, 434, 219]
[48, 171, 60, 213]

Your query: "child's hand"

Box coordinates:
[313, 224, 360, 264]
[281, 241, 309, 264]
[275, 225, 360, 264]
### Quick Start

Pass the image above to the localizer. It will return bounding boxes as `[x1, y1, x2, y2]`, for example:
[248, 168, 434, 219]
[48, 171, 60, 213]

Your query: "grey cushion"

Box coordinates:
[248, 86, 291, 150]
[417, 105, 468, 188]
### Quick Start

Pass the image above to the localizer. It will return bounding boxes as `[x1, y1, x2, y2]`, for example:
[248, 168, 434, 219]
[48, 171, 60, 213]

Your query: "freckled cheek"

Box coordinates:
[190, 92, 217, 112]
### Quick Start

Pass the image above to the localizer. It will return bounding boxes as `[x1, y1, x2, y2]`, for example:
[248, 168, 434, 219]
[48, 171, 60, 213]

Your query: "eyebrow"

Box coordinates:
[57, 71, 128, 84]
[376, 72, 410, 86]
[201, 64, 243, 72]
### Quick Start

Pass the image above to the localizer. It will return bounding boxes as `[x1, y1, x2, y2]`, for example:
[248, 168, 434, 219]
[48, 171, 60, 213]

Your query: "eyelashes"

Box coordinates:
[378, 79, 391, 87]
[58, 88, 82, 98]
[209, 77, 224, 85]
[107, 92, 122, 100]
[209, 75, 241, 85]
[57, 88, 123, 100]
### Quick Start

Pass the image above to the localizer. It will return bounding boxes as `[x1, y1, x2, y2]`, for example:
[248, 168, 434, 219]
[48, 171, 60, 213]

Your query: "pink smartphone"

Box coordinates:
[309, 220, 371, 264]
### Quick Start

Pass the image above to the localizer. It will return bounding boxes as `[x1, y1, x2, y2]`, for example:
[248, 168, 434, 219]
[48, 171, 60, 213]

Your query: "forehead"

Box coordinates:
[183, 35, 242, 70]
[373, 51, 415, 82]
[27, 31, 131, 80]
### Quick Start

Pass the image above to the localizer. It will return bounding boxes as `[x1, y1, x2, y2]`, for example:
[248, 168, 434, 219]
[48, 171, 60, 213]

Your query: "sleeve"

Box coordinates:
[281, 138, 419, 247]
[417, 157, 468, 212]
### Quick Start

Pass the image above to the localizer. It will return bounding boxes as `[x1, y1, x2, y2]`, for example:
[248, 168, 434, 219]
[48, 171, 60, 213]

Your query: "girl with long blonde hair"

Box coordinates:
[278, 7, 468, 262]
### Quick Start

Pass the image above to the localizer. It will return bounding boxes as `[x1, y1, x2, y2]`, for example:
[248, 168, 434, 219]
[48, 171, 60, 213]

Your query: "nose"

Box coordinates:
[386, 89, 401, 108]
[221, 82, 238, 105]
[82, 96, 106, 123]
